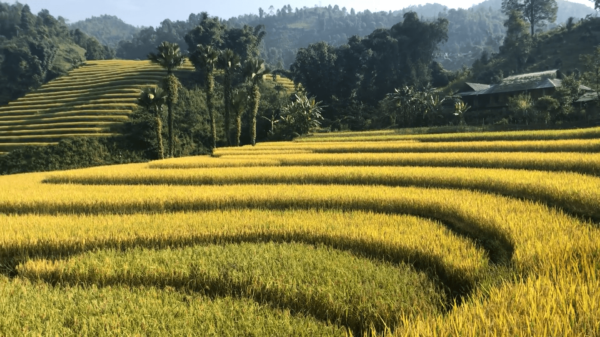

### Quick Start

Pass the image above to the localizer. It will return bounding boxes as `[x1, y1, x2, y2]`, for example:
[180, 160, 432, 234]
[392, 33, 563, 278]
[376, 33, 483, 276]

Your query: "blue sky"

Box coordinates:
[13, 0, 595, 27]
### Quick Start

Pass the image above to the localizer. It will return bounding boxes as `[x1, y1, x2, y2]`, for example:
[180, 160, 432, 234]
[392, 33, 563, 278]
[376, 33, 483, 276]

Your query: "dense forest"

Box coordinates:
[0, 2, 114, 105]
[71, 0, 595, 71]
[70, 15, 140, 48]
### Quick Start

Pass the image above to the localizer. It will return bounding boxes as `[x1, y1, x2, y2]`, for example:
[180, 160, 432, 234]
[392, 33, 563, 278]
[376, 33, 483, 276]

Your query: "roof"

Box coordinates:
[464, 82, 491, 92]
[457, 70, 594, 97]
[576, 92, 600, 103]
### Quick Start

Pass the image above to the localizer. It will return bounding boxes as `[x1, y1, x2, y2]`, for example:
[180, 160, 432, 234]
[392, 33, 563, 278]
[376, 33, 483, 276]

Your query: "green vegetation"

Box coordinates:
[70, 15, 140, 48]
[0, 2, 114, 106]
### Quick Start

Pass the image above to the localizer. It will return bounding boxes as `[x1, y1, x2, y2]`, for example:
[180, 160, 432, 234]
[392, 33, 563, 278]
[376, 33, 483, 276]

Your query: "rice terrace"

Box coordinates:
[0, 126, 599, 335]
[3, 0, 600, 335]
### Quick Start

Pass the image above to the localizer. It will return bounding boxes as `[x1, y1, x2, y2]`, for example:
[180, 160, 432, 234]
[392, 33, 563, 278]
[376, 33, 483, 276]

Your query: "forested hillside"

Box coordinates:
[70, 15, 140, 48]
[79, 0, 595, 71]
[0, 2, 114, 105]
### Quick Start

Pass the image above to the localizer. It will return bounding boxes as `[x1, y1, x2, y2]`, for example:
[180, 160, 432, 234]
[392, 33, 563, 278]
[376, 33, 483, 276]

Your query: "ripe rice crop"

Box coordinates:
[152, 152, 600, 176]
[0, 122, 121, 132]
[0, 128, 111, 136]
[298, 126, 600, 142]
[215, 139, 600, 155]
[1, 167, 599, 335]
[0, 277, 341, 336]
[18, 242, 444, 332]
[44, 164, 600, 222]
[3, 173, 596, 275]
[0, 210, 486, 299]
[0, 116, 129, 126]
[0, 133, 118, 143]
[0, 110, 132, 121]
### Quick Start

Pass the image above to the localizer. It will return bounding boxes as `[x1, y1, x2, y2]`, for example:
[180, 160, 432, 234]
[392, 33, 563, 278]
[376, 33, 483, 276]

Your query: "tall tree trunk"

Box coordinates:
[206, 70, 216, 151]
[155, 112, 164, 160]
[167, 101, 174, 157]
[164, 72, 179, 159]
[235, 112, 242, 146]
[530, 4, 535, 36]
[224, 72, 232, 146]
[249, 84, 260, 146]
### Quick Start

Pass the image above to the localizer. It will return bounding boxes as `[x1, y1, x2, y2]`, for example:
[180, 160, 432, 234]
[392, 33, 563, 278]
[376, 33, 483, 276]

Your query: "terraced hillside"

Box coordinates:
[2, 127, 600, 335]
[0, 60, 296, 155]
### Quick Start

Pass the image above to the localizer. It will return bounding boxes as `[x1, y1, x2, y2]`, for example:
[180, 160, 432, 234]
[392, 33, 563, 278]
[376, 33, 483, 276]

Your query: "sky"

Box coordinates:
[13, 0, 596, 27]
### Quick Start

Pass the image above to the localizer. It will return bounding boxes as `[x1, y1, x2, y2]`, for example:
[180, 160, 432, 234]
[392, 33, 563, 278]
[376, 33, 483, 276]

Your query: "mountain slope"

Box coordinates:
[0, 60, 296, 154]
[0, 60, 193, 153]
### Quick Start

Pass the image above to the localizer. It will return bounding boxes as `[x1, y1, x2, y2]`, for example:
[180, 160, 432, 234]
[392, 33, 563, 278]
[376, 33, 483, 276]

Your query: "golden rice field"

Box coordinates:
[2, 128, 600, 335]
[0, 60, 297, 154]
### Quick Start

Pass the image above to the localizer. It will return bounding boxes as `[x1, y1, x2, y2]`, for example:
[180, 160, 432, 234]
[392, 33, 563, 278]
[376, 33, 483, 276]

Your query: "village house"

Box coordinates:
[457, 70, 594, 110]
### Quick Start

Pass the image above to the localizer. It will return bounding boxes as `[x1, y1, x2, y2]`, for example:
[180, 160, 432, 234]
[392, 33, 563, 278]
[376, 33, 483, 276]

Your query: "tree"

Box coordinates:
[217, 49, 241, 146]
[502, 0, 557, 36]
[243, 58, 271, 146]
[581, 46, 600, 102]
[289, 42, 338, 104]
[553, 74, 582, 119]
[535, 96, 560, 124]
[231, 89, 248, 146]
[148, 42, 186, 157]
[501, 10, 532, 73]
[190, 45, 220, 151]
[136, 87, 167, 159]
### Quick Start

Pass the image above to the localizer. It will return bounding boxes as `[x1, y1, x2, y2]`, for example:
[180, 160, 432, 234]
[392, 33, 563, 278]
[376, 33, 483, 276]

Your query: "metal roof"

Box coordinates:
[458, 70, 592, 97]
[464, 82, 491, 92]
[576, 92, 600, 103]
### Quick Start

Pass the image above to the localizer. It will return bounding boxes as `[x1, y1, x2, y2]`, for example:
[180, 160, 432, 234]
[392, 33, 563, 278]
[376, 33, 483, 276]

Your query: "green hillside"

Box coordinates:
[0, 60, 296, 155]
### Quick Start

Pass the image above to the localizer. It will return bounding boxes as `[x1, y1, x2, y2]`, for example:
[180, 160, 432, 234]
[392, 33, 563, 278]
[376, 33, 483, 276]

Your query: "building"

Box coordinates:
[457, 70, 594, 110]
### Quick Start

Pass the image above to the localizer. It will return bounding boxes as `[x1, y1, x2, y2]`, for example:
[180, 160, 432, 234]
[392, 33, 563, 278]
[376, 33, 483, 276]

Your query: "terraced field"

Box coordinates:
[0, 60, 296, 154]
[1, 127, 600, 335]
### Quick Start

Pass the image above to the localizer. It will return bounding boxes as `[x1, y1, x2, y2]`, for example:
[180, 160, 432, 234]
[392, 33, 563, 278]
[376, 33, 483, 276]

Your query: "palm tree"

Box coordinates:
[243, 58, 271, 146]
[191, 44, 220, 151]
[137, 87, 167, 159]
[230, 88, 247, 147]
[217, 49, 241, 146]
[148, 41, 185, 157]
